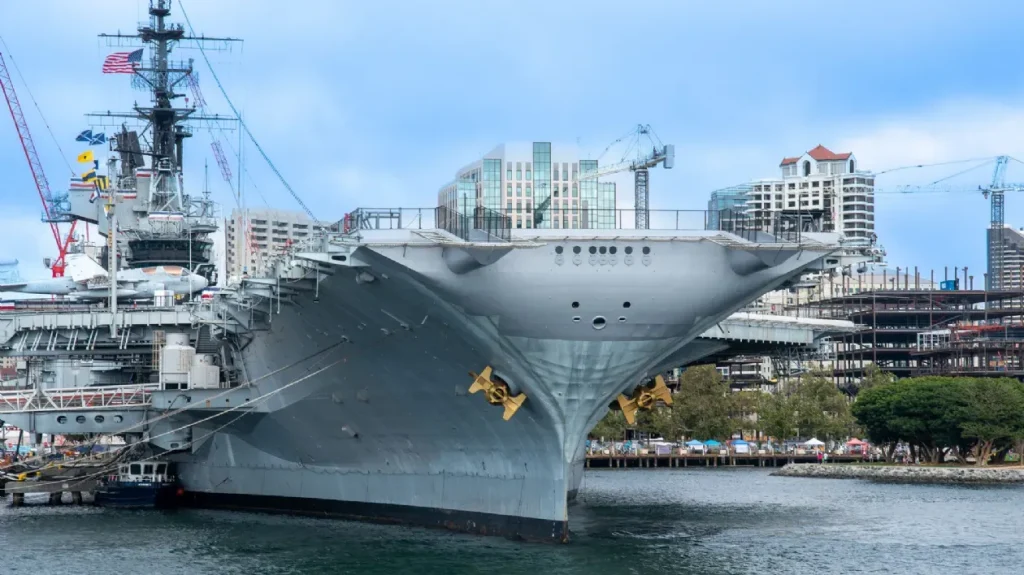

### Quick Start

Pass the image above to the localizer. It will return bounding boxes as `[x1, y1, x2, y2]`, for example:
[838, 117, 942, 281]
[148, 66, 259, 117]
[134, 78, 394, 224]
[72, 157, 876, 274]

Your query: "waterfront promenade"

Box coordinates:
[585, 451, 867, 469]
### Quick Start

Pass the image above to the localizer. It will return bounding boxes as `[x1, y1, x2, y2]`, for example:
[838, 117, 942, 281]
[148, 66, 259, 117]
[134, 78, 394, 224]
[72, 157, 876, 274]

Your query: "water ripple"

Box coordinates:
[2, 468, 1023, 574]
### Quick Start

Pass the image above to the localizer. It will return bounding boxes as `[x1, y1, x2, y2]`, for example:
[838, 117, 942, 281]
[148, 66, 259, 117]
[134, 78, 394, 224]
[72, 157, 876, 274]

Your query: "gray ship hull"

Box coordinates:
[172, 231, 841, 540]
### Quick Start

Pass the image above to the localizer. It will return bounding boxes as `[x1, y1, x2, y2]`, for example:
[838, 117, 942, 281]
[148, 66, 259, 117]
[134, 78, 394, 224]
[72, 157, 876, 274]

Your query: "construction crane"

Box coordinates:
[0, 51, 77, 277]
[893, 155, 1024, 289]
[978, 156, 1024, 290]
[581, 124, 675, 229]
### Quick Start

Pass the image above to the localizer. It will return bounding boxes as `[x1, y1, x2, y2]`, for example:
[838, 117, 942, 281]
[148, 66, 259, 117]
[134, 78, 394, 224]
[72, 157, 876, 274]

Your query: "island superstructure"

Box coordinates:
[0, 0, 879, 541]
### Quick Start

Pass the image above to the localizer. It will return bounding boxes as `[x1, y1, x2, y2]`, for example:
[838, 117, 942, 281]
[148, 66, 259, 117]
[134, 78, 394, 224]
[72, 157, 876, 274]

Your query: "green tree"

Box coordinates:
[590, 409, 629, 441]
[889, 377, 968, 463]
[669, 365, 732, 441]
[958, 378, 1024, 466]
[757, 391, 797, 447]
[729, 390, 762, 439]
[859, 364, 895, 391]
[790, 370, 853, 441]
[852, 380, 903, 460]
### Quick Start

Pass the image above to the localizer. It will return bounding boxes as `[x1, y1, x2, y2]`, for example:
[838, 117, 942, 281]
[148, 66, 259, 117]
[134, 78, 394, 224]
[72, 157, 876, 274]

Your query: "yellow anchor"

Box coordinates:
[468, 366, 527, 421]
[615, 375, 673, 425]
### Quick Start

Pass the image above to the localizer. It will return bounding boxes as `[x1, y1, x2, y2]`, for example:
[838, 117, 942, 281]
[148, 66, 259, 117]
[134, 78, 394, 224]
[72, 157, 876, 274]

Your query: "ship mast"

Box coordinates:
[94, 0, 238, 201]
[78, 0, 240, 281]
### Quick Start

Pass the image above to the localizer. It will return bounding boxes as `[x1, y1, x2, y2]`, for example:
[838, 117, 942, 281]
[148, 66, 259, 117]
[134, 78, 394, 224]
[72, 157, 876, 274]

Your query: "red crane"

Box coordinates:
[0, 51, 77, 278]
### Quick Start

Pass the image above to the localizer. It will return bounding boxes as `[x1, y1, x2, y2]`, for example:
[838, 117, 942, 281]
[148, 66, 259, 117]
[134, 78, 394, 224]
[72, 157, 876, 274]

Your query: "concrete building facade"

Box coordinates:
[437, 142, 616, 230]
[745, 145, 876, 246]
[988, 225, 1024, 291]
[225, 208, 313, 279]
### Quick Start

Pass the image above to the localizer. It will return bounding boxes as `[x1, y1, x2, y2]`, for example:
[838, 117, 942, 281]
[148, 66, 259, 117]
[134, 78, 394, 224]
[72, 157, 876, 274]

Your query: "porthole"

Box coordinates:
[618, 317, 627, 322]
[94, 415, 105, 424]
[589, 246, 597, 254]
[555, 246, 563, 255]
[573, 246, 581, 254]
[599, 246, 607, 254]
[76, 415, 86, 424]
[571, 301, 580, 309]
[114, 415, 123, 423]
[642, 247, 651, 255]
[57, 415, 67, 425]
[623, 302, 631, 308]
[609, 246, 617, 255]
[625, 246, 633, 254]
[572, 316, 581, 323]
[592, 316, 607, 330]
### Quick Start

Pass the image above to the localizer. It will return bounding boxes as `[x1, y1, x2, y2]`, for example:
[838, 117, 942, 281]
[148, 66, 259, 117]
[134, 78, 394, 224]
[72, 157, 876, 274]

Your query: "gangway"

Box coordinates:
[0, 383, 159, 413]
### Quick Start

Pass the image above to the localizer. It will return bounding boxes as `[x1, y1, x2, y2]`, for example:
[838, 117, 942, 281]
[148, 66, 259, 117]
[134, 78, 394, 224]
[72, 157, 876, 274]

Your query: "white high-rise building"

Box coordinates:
[745, 145, 876, 246]
[224, 208, 313, 279]
[437, 142, 616, 230]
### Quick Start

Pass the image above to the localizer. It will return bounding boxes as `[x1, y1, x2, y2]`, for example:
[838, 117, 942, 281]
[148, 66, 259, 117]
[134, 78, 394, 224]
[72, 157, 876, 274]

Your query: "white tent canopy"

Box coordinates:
[804, 438, 825, 447]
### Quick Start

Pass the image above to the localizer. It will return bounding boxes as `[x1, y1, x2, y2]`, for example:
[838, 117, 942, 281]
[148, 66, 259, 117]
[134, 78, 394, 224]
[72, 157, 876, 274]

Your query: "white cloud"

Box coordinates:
[836, 99, 1024, 178]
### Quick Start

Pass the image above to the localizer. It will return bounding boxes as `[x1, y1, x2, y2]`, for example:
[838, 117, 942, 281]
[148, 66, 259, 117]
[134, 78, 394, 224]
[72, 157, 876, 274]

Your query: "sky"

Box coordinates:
[3, 0, 1024, 284]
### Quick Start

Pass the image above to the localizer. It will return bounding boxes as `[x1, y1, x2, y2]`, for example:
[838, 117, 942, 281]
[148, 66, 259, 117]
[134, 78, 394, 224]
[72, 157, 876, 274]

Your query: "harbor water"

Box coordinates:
[2, 467, 1022, 574]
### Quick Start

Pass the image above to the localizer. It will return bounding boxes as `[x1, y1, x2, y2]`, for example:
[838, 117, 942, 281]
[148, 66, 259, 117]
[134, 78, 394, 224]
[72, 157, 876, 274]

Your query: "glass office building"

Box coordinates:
[706, 184, 751, 230]
[438, 142, 616, 230]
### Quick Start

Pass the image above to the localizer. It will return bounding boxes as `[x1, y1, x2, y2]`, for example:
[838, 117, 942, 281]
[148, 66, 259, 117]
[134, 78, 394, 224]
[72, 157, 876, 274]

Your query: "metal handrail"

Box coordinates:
[0, 383, 160, 413]
[331, 207, 847, 245]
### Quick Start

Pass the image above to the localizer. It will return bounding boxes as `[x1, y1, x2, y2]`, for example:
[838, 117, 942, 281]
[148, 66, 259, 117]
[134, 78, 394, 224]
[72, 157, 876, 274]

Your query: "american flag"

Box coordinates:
[102, 49, 143, 74]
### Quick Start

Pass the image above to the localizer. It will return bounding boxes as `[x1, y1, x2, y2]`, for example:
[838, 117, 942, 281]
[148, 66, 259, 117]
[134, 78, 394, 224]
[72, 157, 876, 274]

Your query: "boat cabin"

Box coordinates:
[114, 461, 173, 483]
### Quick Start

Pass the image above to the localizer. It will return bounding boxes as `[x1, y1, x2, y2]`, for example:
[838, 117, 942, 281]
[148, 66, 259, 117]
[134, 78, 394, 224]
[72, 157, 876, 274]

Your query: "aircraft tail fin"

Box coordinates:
[65, 253, 109, 282]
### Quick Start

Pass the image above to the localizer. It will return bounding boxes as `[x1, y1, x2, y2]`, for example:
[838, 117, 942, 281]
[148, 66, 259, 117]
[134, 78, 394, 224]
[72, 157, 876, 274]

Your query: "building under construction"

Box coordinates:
[792, 267, 1024, 388]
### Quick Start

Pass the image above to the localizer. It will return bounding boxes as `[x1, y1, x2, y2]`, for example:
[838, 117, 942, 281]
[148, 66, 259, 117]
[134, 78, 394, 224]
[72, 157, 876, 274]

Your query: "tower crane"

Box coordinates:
[893, 155, 1024, 289]
[581, 124, 674, 229]
[978, 156, 1024, 290]
[0, 51, 77, 278]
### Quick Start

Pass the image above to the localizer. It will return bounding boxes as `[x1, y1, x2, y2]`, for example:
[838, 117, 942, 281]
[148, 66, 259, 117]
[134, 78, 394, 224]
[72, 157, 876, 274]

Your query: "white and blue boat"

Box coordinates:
[95, 460, 179, 509]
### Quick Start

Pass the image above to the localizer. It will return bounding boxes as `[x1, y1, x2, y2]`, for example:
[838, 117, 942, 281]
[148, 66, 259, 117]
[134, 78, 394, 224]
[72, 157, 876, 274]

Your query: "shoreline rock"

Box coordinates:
[771, 463, 1024, 484]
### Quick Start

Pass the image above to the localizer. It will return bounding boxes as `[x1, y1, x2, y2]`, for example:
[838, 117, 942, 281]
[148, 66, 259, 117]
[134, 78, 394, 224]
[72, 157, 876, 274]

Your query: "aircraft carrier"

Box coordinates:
[0, 1, 878, 541]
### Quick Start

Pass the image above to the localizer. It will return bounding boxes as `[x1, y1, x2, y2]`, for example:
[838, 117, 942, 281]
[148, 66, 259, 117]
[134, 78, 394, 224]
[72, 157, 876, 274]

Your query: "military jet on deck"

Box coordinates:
[0, 254, 208, 302]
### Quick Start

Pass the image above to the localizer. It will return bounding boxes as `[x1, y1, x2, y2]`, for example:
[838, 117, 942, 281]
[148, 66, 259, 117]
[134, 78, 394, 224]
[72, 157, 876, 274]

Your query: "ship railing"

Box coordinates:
[329, 207, 836, 244]
[0, 383, 161, 413]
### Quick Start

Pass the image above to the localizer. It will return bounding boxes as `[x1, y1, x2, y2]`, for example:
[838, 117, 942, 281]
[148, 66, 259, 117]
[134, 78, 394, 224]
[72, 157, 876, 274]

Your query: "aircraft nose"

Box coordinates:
[196, 275, 209, 291]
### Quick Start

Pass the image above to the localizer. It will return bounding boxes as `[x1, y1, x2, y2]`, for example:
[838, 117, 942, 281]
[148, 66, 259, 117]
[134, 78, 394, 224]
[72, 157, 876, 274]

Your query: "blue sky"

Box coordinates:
[3, 0, 1024, 283]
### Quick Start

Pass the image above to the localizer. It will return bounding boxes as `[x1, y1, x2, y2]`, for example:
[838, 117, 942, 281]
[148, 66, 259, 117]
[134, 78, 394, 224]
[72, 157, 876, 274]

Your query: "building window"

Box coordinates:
[849, 159, 855, 173]
[516, 201, 522, 213]
[526, 219, 533, 228]
[526, 202, 532, 213]
[516, 169, 522, 180]
[803, 160, 811, 177]
[516, 184, 522, 196]
[572, 183, 578, 197]
[507, 169, 512, 180]
[507, 201, 512, 211]
[526, 169, 532, 180]
[507, 184, 512, 197]
[553, 165, 559, 181]
[526, 185, 532, 197]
